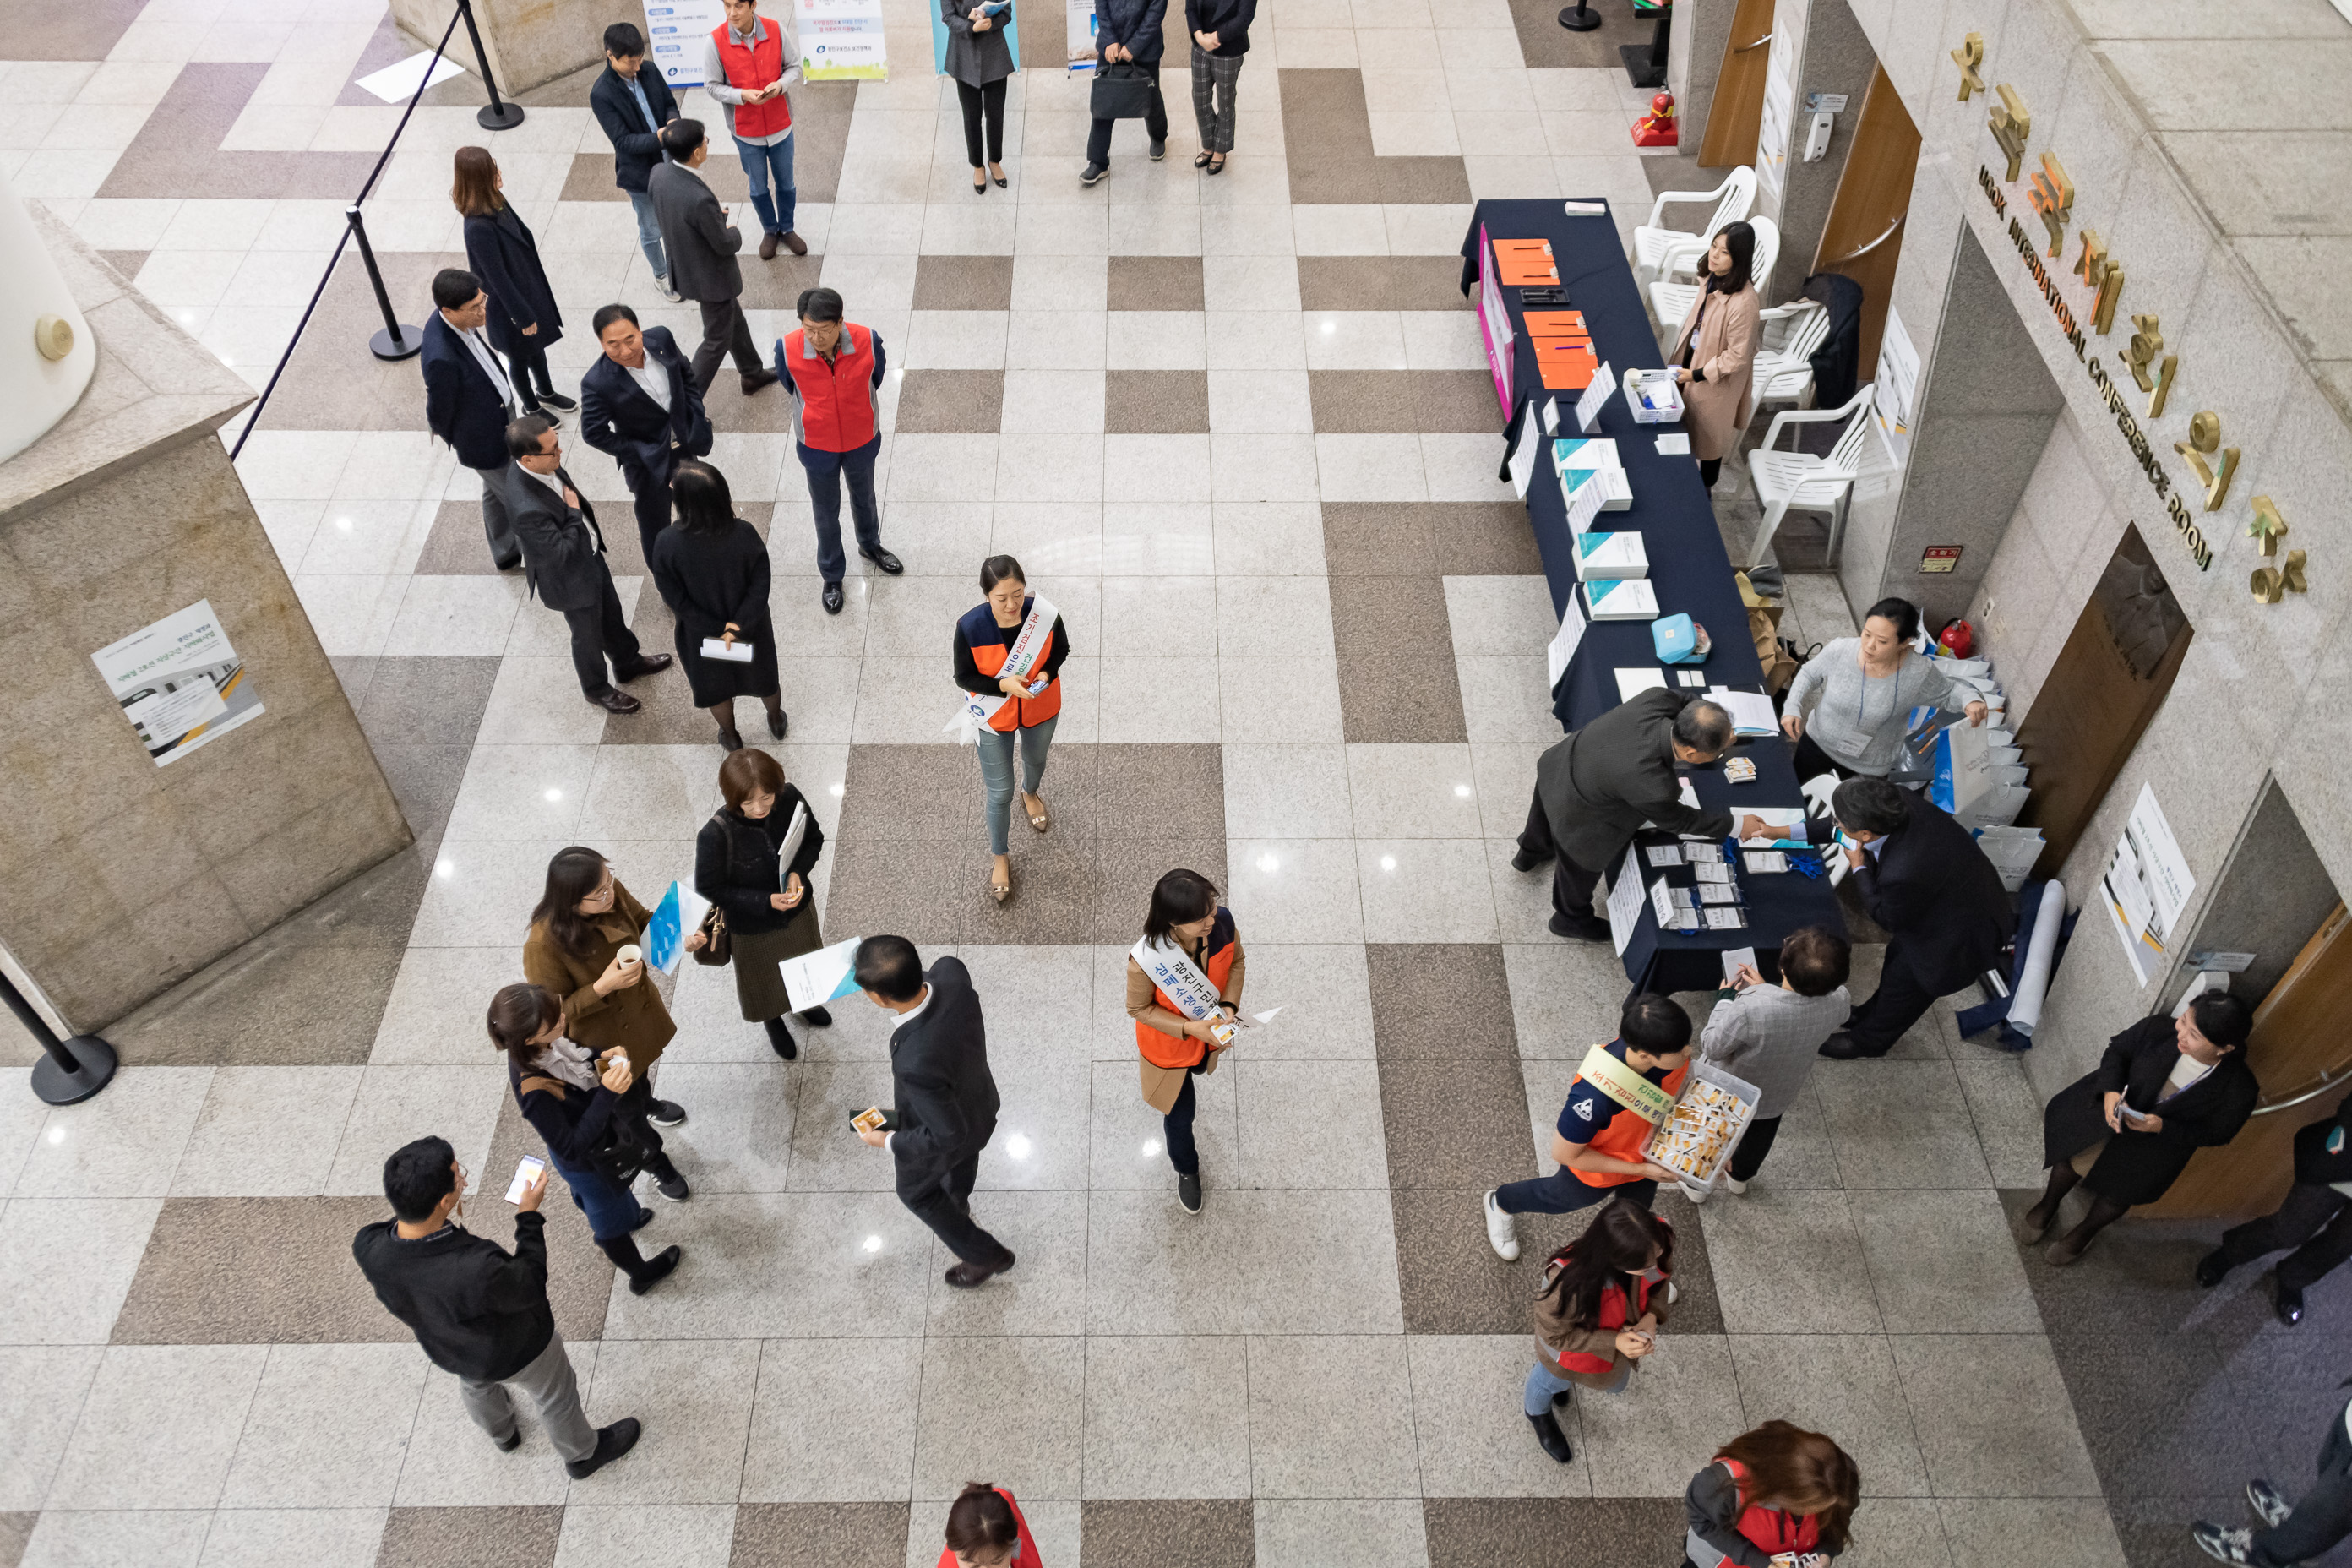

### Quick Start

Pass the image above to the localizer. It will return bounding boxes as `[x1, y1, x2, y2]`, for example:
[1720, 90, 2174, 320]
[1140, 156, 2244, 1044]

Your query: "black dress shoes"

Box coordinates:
[591, 689, 641, 714]
[1548, 912, 1612, 941]
[1816, 1032, 1886, 1060]
[798, 1005, 832, 1026]
[718, 727, 745, 752]
[2194, 1248, 2230, 1288]
[765, 1016, 798, 1059]
[861, 547, 903, 575]
[565, 1418, 642, 1478]
[822, 582, 845, 615]
[627, 1245, 682, 1293]
[766, 706, 788, 739]
[616, 654, 672, 681]
[2274, 1277, 2306, 1326]
[496, 1429, 523, 1452]
[945, 1251, 1016, 1288]
[1511, 847, 1548, 873]
[741, 368, 779, 395]
[1527, 1409, 1574, 1463]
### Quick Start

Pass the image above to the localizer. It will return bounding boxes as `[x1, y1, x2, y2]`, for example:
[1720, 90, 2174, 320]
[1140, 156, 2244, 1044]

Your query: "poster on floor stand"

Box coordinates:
[933, 0, 1020, 73]
[648, 0, 728, 88]
[797, 0, 888, 79]
[1067, 0, 1097, 69]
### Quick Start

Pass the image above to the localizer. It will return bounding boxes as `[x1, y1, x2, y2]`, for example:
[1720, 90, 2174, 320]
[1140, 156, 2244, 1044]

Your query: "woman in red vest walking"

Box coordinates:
[1127, 868, 1247, 1215]
[777, 287, 901, 614]
[954, 556, 1070, 901]
[1680, 1421, 1859, 1567]
[1524, 1197, 1674, 1462]
[701, 0, 805, 258]
[936, 1482, 1042, 1567]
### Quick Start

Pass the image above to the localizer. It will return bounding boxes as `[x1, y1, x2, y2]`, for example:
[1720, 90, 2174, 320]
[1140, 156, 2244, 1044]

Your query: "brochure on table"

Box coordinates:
[1605, 856, 1647, 954]
[1546, 590, 1587, 689]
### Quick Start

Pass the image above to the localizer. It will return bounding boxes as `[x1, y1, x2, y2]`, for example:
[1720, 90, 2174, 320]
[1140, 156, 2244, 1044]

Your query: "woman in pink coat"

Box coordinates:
[1667, 220, 1762, 493]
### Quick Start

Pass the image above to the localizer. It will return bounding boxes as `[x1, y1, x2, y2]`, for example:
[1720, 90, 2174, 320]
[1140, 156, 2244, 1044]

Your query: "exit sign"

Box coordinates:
[1919, 546, 1962, 574]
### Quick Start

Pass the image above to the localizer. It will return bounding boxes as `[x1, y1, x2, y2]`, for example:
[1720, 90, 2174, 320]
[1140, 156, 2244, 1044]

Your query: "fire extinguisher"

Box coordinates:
[1936, 619, 1975, 658]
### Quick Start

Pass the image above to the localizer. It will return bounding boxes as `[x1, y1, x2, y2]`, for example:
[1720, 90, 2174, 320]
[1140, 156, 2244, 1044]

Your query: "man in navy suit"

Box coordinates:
[422, 268, 523, 569]
[578, 304, 712, 566]
[589, 24, 683, 302]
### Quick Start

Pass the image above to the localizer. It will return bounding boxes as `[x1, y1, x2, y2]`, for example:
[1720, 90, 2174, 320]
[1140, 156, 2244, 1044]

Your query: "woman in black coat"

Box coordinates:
[694, 747, 828, 1059]
[453, 144, 569, 414]
[649, 459, 783, 749]
[2019, 991, 2259, 1266]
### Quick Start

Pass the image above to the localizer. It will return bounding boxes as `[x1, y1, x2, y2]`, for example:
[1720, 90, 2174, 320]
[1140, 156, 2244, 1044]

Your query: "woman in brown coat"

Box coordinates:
[522, 846, 703, 1136]
[1667, 220, 1761, 493]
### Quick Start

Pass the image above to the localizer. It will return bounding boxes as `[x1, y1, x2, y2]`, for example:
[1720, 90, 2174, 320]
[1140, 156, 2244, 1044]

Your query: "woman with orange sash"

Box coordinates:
[1523, 1196, 1675, 1462]
[952, 554, 1071, 903]
[1680, 1421, 1859, 1568]
[1126, 868, 1246, 1217]
[1482, 993, 1692, 1262]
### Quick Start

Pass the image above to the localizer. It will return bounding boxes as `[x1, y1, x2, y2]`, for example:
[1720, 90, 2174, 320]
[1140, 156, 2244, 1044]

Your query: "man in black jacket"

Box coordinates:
[421, 268, 521, 569]
[2199, 1087, 2352, 1325]
[590, 24, 683, 302]
[650, 119, 780, 399]
[852, 936, 1015, 1287]
[498, 413, 672, 714]
[1819, 777, 2015, 1059]
[351, 1136, 640, 1478]
[579, 303, 711, 566]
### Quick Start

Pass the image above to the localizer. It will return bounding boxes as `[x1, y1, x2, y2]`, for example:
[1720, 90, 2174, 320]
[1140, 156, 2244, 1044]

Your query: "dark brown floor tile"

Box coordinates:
[1649, 1186, 1723, 1335]
[1081, 1500, 1254, 1568]
[1093, 836, 1231, 945]
[1414, 370, 1506, 433]
[897, 368, 1007, 434]
[1275, 69, 1375, 159]
[913, 253, 1015, 312]
[560, 152, 627, 203]
[9, 0, 142, 59]
[821, 840, 969, 949]
[1108, 254, 1206, 313]
[1394, 1187, 1546, 1335]
[376, 1505, 562, 1568]
[1106, 369, 1209, 434]
[357, 656, 504, 748]
[1322, 501, 1437, 576]
[1432, 502, 1546, 575]
[1296, 256, 1400, 313]
[1424, 1499, 1685, 1568]
[1369, 944, 1517, 1059]
[1377, 155, 1474, 206]
[1309, 371, 1419, 434]
[1391, 255, 1474, 312]
[411, 501, 505, 575]
[0, 1511, 34, 1568]
[484, 1092, 615, 1344]
[1091, 744, 1224, 841]
[1286, 155, 1386, 205]
[966, 841, 1098, 945]
[1335, 655, 1469, 744]
[1378, 1059, 1535, 1189]
[99, 248, 147, 280]
[1327, 575, 1454, 658]
[1016, 0, 1066, 68]
[841, 744, 988, 843]
[732, 1503, 908, 1568]
[1504, 0, 1656, 70]
[113, 1197, 410, 1344]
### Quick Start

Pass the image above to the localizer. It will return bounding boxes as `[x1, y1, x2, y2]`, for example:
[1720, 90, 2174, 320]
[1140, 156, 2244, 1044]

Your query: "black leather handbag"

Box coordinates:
[1090, 60, 1155, 120]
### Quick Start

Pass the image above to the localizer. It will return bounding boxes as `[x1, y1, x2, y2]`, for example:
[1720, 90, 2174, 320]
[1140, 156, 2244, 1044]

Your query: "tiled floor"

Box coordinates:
[0, 2, 2251, 1566]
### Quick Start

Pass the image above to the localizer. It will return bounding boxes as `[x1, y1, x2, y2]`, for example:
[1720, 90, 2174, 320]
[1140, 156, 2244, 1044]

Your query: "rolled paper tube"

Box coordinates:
[2006, 880, 2066, 1037]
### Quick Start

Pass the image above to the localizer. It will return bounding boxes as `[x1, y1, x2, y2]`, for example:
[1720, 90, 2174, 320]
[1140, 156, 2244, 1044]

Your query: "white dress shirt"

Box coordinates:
[626, 356, 672, 412]
[457, 324, 517, 411]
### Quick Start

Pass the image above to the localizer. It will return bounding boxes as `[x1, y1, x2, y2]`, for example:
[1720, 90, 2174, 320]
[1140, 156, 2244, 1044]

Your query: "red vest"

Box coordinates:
[1136, 914, 1238, 1070]
[1718, 1457, 1821, 1556]
[711, 19, 792, 139]
[1574, 1056, 1689, 1190]
[961, 599, 1063, 732]
[783, 324, 879, 452]
[933, 1488, 1043, 1568]
[1554, 1271, 1654, 1375]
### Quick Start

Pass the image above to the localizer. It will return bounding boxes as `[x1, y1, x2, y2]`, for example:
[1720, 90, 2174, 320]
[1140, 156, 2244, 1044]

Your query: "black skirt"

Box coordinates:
[674, 614, 781, 706]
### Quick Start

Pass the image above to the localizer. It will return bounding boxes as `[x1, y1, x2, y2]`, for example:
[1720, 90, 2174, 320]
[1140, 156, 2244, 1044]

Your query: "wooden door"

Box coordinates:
[2013, 526, 2191, 879]
[1811, 64, 1919, 373]
[1698, 0, 1778, 168]
[2145, 905, 2352, 1219]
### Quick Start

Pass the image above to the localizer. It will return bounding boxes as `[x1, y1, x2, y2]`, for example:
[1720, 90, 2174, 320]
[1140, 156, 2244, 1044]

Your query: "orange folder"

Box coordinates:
[1533, 340, 1600, 390]
[1492, 237, 1560, 286]
[1523, 311, 1588, 336]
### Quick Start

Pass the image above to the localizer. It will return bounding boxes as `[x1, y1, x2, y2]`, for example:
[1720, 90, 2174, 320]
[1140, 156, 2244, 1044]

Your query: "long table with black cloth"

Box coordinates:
[1458, 198, 1844, 996]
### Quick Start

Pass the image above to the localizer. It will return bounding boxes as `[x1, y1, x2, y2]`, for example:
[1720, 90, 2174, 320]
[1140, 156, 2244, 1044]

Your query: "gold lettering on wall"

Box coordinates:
[2073, 230, 2125, 334]
[1990, 86, 2031, 182]
[2251, 501, 2306, 606]
[2120, 315, 2177, 418]
[1952, 33, 1985, 101]
[2028, 151, 2074, 258]
[2175, 411, 2240, 511]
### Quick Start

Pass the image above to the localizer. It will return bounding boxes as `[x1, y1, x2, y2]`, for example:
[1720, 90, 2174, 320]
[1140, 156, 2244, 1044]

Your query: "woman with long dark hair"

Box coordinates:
[934, 1481, 1042, 1566]
[694, 748, 829, 1061]
[1666, 220, 1761, 493]
[451, 144, 569, 414]
[1680, 1419, 1859, 1566]
[522, 846, 702, 1187]
[953, 554, 1071, 902]
[1125, 868, 1247, 1216]
[649, 458, 785, 749]
[1523, 1197, 1675, 1462]
[487, 983, 683, 1293]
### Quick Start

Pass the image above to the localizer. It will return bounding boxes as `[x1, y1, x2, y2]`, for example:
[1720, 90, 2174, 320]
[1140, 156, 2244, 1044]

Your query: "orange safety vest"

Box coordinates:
[711, 18, 792, 139]
[1718, 1456, 1821, 1557]
[1571, 1051, 1690, 1189]
[1136, 911, 1237, 1070]
[961, 599, 1063, 731]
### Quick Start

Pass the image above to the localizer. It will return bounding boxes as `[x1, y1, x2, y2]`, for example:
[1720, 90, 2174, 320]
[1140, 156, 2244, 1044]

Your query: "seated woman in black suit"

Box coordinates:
[2018, 991, 2258, 1266]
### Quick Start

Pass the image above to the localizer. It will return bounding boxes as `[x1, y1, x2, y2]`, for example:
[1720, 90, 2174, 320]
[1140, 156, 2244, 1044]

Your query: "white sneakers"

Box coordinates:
[1680, 1180, 1711, 1204]
[1483, 1189, 1520, 1260]
[1721, 1173, 1749, 1195]
[654, 274, 683, 303]
[1685, 1173, 1750, 1203]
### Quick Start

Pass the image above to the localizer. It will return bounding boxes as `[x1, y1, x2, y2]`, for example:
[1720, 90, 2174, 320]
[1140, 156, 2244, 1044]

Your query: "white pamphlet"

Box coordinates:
[1545, 592, 1587, 689]
[1677, 776, 1701, 810]
[701, 637, 755, 663]
[1614, 667, 1667, 701]
[1563, 199, 1609, 216]
[1508, 413, 1542, 498]
[1705, 686, 1778, 737]
[776, 800, 809, 889]
[1644, 845, 1683, 868]
[1742, 849, 1789, 874]
[1540, 398, 1561, 435]
[1575, 359, 1615, 434]
[779, 935, 866, 1013]
[1605, 858, 1647, 953]
[1721, 946, 1757, 983]
[1251, 1007, 1283, 1025]
[1655, 432, 1691, 455]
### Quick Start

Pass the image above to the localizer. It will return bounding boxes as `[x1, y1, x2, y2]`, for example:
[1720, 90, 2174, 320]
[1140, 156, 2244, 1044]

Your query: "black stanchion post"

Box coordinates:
[348, 206, 424, 362]
[457, 0, 526, 132]
[1558, 1, 1603, 30]
[1, 969, 117, 1107]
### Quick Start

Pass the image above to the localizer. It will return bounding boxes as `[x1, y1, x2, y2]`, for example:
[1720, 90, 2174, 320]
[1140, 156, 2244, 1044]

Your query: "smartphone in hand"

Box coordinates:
[505, 1155, 547, 1204]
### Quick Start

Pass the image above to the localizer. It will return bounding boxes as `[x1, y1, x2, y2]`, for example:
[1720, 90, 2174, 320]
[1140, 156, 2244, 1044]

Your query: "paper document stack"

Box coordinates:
[1586, 579, 1660, 622]
[1703, 686, 1778, 738]
[1573, 531, 1648, 580]
[1553, 437, 1631, 511]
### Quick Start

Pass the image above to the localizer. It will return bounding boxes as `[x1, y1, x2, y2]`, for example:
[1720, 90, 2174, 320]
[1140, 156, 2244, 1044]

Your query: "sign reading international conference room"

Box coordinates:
[91, 600, 265, 767]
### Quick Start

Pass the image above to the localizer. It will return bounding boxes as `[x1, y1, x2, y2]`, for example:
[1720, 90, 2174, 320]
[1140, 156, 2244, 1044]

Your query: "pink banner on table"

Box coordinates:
[1476, 221, 1516, 414]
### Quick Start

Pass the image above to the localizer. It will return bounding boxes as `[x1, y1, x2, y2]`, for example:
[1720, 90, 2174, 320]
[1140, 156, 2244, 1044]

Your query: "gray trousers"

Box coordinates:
[476, 464, 518, 567]
[457, 1329, 595, 1462]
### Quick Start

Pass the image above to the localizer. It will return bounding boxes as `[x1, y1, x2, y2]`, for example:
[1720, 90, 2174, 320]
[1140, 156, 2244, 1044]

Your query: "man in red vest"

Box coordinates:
[702, 0, 805, 259]
[775, 286, 901, 615]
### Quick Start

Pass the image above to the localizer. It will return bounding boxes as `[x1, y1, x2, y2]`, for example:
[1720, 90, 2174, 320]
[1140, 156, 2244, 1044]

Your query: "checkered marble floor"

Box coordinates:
[0, 1, 2164, 1565]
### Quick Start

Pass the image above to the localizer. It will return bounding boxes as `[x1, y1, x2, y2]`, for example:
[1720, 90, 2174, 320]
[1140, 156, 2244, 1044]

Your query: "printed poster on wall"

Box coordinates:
[91, 599, 264, 767]
[2100, 783, 2196, 987]
[1066, 0, 1097, 69]
[647, 0, 728, 88]
[1872, 304, 1919, 464]
[932, 0, 1020, 74]
[797, 0, 888, 79]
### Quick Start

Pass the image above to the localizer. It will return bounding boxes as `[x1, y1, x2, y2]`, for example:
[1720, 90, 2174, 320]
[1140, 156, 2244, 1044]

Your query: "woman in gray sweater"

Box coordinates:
[1778, 596, 1987, 779]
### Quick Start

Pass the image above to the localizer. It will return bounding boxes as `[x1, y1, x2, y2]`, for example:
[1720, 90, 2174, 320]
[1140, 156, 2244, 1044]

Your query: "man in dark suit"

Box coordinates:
[589, 24, 683, 302]
[1819, 776, 2015, 1059]
[1514, 690, 1771, 940]
[421, 268, 521, 569]
[579, 303, 712, 565]
[2201, 1087, 2352, 1325]
[852, 935, 1015, 1288]
[497, 413, 672, 715]
[2195, 1379, 2352, 1565]
[649, 118, 779, 400]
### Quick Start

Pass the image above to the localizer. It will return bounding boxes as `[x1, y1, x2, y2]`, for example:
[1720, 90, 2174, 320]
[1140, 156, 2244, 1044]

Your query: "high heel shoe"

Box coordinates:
[991, 165, 1008, 188]
[989, 862, 1013, 903]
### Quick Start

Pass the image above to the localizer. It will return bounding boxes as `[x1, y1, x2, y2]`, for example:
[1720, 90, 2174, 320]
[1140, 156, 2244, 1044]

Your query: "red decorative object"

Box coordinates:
[1936, 619, 1976, 658]
[1631, 91, 1678, 149]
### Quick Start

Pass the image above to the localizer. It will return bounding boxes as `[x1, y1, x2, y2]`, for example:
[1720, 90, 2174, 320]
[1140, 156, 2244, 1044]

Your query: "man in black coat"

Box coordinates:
[649, 118, 780, 399]
[2199, 1091, 2352, 1325]
[2195, 1381, 2352, 1565]
[497, 413, 672, 714]
[421, 268, 521, 569]
[1514, 689, 1770, 940]
[580, 303, 712, 566]
[351, 1135, 640, 1478]
[852, 935, 1015, 1287]
[1818, 776, 2015, 1059]
[589, 24, 683, 302]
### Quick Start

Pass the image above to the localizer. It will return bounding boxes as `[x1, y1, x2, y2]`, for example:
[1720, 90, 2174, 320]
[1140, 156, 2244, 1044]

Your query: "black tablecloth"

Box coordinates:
[1461, 199, 1844, 994]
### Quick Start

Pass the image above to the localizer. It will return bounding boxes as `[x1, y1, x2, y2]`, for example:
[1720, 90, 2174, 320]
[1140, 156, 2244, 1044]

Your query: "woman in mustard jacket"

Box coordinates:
[1667, 220, 1761, 493]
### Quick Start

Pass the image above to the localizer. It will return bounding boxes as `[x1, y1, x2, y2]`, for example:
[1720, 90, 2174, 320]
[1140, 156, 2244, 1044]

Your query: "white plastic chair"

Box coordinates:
[1750, 298, 1829, 412]
[1632, 166, 1758, 286]
[1744, 381, 1875, 570]
[1650, 217, 1779, 340]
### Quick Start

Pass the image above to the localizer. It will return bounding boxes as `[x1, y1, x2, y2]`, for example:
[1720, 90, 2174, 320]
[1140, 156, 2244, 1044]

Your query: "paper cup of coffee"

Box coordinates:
[618, 944, 642, 966]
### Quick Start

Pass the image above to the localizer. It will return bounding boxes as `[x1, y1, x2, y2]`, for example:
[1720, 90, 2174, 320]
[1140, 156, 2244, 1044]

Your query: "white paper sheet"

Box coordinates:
[780, 935, 865, 1013]
[1508, 414, 1541, 498]
[1606, 858, 1646, 954]
[1575, 359, 1615, 434]
[1614, 667, 1667, 701]
[1545, 591, 1587, 689]
[1655, 432, 1691, 455]
[776, 801, 809, 888]
[1721, 946, 1757, 983]
[700, 637, 755, 662]
[353, 50, 467, 102]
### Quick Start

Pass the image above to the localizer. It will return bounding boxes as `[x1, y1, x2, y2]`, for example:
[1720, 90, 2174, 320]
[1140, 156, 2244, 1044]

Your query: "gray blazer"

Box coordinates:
[940, 0, 1015, 88]
[647, 161, 742, 304]
[1695, 982, 1848, 1119]
[1533, 687, 1734, 874]
[498, 463, 611, 613]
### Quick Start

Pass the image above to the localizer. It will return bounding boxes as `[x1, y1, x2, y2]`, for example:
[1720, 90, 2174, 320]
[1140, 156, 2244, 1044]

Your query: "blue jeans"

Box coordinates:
[798, 436, 882, 583]
[736, 132, 796, 236]
[1494, 1169, 1657, 1217]
[551, 1151, 649, 1243]
[1523, 1356, 1625, 1415]
[627, 188, 667, 280]
[977, 716, 1056, 854]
